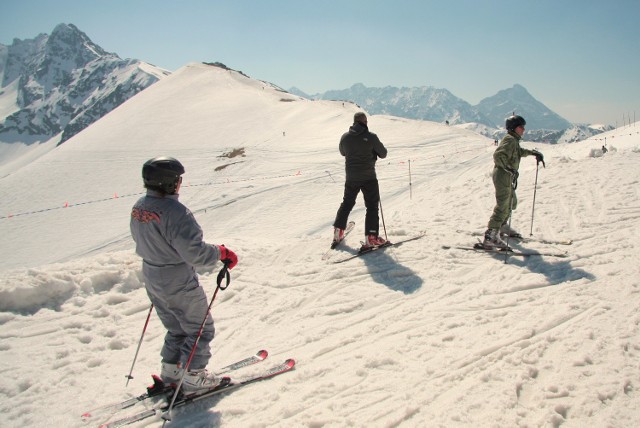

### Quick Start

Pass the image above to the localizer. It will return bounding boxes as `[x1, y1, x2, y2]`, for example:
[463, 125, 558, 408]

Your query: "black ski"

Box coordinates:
[322, 221, 355, 260]
[99, 359, 296, 428]
[332, 221, 356, 249]
[442, 243, 568, 258]
[458, 230, 572, 246]
[334, 234, 425, 263]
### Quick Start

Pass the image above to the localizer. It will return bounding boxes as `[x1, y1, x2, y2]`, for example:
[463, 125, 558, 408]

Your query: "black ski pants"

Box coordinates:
[333, 179, 381, 236]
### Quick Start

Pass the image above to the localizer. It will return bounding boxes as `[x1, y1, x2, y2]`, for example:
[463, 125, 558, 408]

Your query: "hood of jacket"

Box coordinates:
[348, 122, 368, 136]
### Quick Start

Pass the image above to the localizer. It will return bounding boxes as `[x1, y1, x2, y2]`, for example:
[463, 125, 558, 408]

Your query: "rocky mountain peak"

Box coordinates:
[46, 23, 110, 67]
[0, 23, 168, 152]
[477, 84, 572, 130]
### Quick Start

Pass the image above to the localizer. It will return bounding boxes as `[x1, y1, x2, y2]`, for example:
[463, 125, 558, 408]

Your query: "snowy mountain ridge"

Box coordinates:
[0, 23, 168, 150]
[290, 83, 612, 144]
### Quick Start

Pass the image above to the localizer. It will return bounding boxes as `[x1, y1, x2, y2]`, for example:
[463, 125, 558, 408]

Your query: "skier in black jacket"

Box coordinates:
[332, 112, 388, 249]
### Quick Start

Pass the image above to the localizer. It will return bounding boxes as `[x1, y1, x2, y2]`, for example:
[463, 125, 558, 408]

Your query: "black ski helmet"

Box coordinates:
[142, 156, 185, 194]
[505, 115, 526, 131]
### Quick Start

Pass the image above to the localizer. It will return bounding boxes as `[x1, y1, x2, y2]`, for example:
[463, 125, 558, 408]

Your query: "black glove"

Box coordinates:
[506, 168, 519, 189]
[532, 150, 545, 167]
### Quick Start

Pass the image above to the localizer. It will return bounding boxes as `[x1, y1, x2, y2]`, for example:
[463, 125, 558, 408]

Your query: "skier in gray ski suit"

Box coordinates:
[130, 156, 238, 392]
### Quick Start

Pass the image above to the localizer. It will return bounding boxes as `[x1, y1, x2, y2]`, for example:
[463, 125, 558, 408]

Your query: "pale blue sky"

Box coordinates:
[2, 0, 638, 125]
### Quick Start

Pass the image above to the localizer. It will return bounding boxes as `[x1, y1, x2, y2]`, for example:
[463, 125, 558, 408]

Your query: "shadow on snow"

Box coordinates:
[358, 246, 424, 295]
[498, 243, 596, 285]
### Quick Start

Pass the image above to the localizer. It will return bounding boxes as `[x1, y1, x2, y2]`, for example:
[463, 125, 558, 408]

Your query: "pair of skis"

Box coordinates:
[82, 350, 295, 427]
[457, 230, 573, 246]
[324, 221, 425, 263]
[442, 242, 569, 258]
[334, 234, 426, 263]
[444, 230, 571, 258]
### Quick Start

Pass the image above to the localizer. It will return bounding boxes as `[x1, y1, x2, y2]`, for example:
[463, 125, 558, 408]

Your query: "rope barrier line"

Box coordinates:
[0, 140, 544, 221]
[590, 130, 640, 142]
[5, 125, 635, 221]
[1, 170, 306, 220]
[2, 191, 146, 220]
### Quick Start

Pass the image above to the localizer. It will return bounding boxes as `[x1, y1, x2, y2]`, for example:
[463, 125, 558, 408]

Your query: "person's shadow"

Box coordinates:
[338, 243, 423, 294]
[496, 242, 595, 286]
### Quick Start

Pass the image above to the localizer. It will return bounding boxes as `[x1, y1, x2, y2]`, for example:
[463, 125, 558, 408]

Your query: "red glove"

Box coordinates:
[218, 245, 238, 269]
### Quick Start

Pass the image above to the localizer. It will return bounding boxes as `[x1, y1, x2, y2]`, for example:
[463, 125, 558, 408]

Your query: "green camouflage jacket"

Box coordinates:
[493, 131, 534, 171]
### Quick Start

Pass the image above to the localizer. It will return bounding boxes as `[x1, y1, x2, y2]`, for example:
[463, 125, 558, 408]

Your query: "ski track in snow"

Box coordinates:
[0, 64, 639, 427]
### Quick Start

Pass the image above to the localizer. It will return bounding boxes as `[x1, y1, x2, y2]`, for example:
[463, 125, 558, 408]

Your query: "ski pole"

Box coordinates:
[529, 161, 540, 236]
[504, 174, 518, 264]
[162, 261, 231, 425]
[379, 199, 388, 241]
[125, 303, 154, 386]
[408, 159, 413, 200]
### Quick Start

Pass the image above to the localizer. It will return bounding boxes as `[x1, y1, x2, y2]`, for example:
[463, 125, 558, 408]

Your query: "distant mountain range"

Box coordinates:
[0, 23, 611, 155]
[0, 23, 168, 147]
[289, 84, 611, 143]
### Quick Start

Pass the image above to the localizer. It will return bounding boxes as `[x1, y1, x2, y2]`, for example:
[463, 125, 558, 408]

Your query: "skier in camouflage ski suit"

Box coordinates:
[483, 115, 544, 248]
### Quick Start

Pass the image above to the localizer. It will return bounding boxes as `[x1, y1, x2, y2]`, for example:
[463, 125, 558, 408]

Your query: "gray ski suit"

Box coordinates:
[130, 190, 222, 369]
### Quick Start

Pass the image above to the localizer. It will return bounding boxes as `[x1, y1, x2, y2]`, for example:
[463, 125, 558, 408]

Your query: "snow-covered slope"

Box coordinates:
[0, 63, 639, 427]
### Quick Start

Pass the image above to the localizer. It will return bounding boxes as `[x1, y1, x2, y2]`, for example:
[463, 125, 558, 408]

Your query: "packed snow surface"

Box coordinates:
[1, 63, 639, 427]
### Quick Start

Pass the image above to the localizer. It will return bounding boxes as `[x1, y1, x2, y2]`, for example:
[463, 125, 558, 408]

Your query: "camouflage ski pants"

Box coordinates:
[488, 167, 517, 230]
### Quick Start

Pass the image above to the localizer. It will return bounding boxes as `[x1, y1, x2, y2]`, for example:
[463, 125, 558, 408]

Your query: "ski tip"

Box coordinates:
[257, 349, 268, 359]
[284, 358, 296, 368]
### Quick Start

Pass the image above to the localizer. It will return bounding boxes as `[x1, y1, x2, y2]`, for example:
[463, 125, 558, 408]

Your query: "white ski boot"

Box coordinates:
[182, 368, 227, 393]
[500, 223, 522, 238]
[483, 229, 509, 250]
[160, 362, 183, 385]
